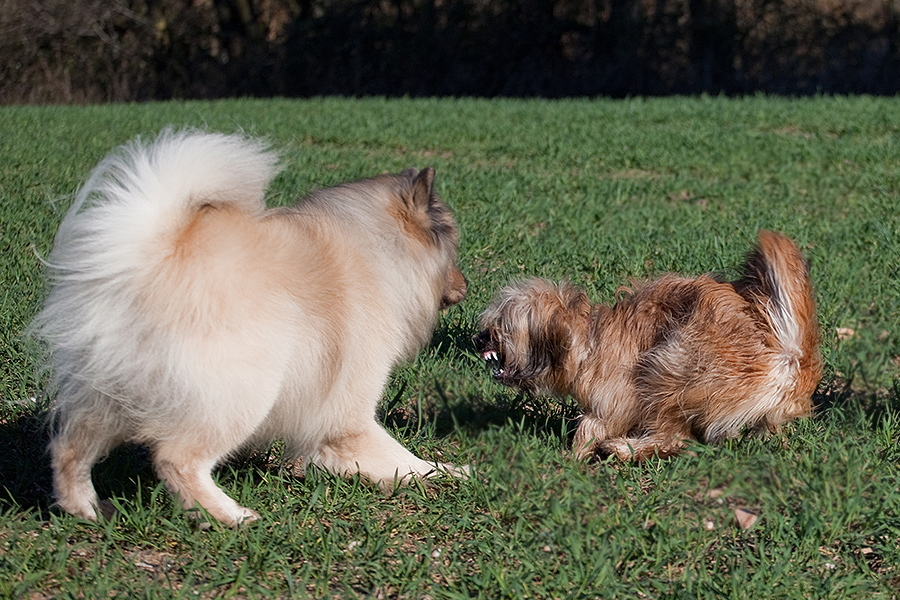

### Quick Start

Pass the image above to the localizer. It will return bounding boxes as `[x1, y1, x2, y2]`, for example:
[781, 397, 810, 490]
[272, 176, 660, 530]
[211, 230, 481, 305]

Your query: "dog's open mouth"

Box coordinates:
[473, 330, 505, 379]
[482, 349, 505, 378]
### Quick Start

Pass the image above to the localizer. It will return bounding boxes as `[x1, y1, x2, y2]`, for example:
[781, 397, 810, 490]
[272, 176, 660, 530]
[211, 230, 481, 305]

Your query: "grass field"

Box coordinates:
[0, 97, 898, 598]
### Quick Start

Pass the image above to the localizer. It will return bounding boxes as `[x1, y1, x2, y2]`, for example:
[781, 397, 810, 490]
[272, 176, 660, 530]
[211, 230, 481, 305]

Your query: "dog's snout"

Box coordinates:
[440, 266, 468, 309]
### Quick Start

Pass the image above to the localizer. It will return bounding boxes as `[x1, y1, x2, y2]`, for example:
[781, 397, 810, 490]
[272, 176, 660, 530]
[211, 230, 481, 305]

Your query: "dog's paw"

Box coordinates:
[373, 462, 470, 494]
[601, 436, 689, 461]
[55, 496, 104, 522]
[196, 506, 261, 530]
[601, 438, 643, 461]
[220, 506, 261, 528]
[285, 456, 309, 478]
[236, 507, 261, 525]
[429, 462, 471, 480]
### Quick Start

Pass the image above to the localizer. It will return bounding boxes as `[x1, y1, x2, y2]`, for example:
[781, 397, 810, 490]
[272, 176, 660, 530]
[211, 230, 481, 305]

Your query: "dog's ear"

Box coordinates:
[394, 167, 455, 249]
[506, 309, 572, 386]
[533, 310, 572, 371]
[408, 167, 435, 210]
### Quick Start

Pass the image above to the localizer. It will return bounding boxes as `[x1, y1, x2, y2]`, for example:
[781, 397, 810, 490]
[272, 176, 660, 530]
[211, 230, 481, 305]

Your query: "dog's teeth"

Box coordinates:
[483, 351, 498, 362]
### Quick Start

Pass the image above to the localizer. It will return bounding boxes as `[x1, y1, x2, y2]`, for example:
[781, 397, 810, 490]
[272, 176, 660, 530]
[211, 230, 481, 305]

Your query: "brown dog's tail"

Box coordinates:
[738, 230, 823, 411]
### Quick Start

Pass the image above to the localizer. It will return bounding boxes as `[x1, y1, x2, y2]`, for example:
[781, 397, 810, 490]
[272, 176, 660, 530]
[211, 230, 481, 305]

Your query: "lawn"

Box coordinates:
[0, 96, 898, 598]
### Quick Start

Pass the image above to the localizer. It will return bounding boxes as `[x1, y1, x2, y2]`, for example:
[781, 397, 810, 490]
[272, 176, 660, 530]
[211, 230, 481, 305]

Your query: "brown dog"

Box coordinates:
[475, 230, 822, 460]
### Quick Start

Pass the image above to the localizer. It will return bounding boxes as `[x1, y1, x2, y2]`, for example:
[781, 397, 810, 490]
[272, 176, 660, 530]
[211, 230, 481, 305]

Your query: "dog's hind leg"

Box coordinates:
[600, 428, 694, 461]
[153, 442, 260, 527]
[50, 415, 119, 521]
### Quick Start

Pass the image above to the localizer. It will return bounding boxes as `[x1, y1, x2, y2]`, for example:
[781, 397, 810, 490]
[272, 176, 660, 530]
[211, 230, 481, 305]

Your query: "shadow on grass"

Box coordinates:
[427, 316, 476, 360]
[812, 374, 900, 423]
[423, 320, 583, 446]
[426, 381, 582, 446]
[0, 408, 166, 519]
[0, 408, 280, 520]
[0, 408, 53, 516]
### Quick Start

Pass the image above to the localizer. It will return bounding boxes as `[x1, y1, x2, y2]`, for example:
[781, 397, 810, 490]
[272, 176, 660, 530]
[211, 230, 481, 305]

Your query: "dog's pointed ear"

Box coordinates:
[409, 167, 435, 210]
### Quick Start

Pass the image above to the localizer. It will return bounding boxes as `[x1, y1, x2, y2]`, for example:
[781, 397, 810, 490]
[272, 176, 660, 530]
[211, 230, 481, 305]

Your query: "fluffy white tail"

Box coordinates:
[704, 230, 822, 442]
[33, 130, 280, 409]
[737, 230, 823, 424]
[49, 129, 278, 280]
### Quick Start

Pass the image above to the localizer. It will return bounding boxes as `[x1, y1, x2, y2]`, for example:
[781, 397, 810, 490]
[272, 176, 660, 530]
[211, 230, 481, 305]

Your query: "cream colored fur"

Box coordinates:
[34, 129, 468, 526]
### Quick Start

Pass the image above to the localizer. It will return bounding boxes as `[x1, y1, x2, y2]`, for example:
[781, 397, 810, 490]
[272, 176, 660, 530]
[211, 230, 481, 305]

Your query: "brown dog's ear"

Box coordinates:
[504, 309, 571, 388]
[533, 310, 573, 372]
[409, 167, 435, 209]
[395, 166, 456, 249]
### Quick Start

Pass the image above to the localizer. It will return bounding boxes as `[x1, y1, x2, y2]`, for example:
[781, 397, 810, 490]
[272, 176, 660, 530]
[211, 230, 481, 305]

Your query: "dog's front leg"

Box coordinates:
[573, 413, 608, 460]
[311, 423, 468, 491]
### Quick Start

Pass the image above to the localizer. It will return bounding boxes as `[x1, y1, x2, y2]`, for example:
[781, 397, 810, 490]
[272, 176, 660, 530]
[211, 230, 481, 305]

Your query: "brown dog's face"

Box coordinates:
[475, 279, 589, 392]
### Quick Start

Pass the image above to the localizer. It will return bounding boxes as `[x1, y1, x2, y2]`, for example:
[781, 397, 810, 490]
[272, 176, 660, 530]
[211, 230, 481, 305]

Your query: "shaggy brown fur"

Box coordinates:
[475, 230, 822, 461]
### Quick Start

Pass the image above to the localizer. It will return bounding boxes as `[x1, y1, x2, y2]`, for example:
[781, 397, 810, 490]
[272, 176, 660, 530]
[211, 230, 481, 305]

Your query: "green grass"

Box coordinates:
[1, 96, 898, 598]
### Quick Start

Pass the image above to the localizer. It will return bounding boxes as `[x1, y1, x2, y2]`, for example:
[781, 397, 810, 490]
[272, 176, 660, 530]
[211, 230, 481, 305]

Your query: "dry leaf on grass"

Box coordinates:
[734, 508, 759, 529]
[835, 327, 855, 340]
[706, 487, 726, 500]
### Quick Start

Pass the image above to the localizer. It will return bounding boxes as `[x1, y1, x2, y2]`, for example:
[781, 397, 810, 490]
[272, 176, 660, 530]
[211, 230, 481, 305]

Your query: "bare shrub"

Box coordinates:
[2, 0, 900, 103]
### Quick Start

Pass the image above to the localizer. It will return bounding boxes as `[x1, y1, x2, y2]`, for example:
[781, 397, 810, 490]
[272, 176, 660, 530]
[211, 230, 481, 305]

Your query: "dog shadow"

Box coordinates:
[424, 321, 582, 443]
[0, 408, 165, 519]
[0, 408, 53, 517]
[0, 409, 283, 521]
[811, 375, 900, 424]
[426, 315, 474, 360]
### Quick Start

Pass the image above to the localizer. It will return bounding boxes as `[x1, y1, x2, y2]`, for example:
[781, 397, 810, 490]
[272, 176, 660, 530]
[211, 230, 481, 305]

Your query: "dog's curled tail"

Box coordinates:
[33, 130, 279, 403]
[49, 129, 278, 276]
[741, 230, 823, 400]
